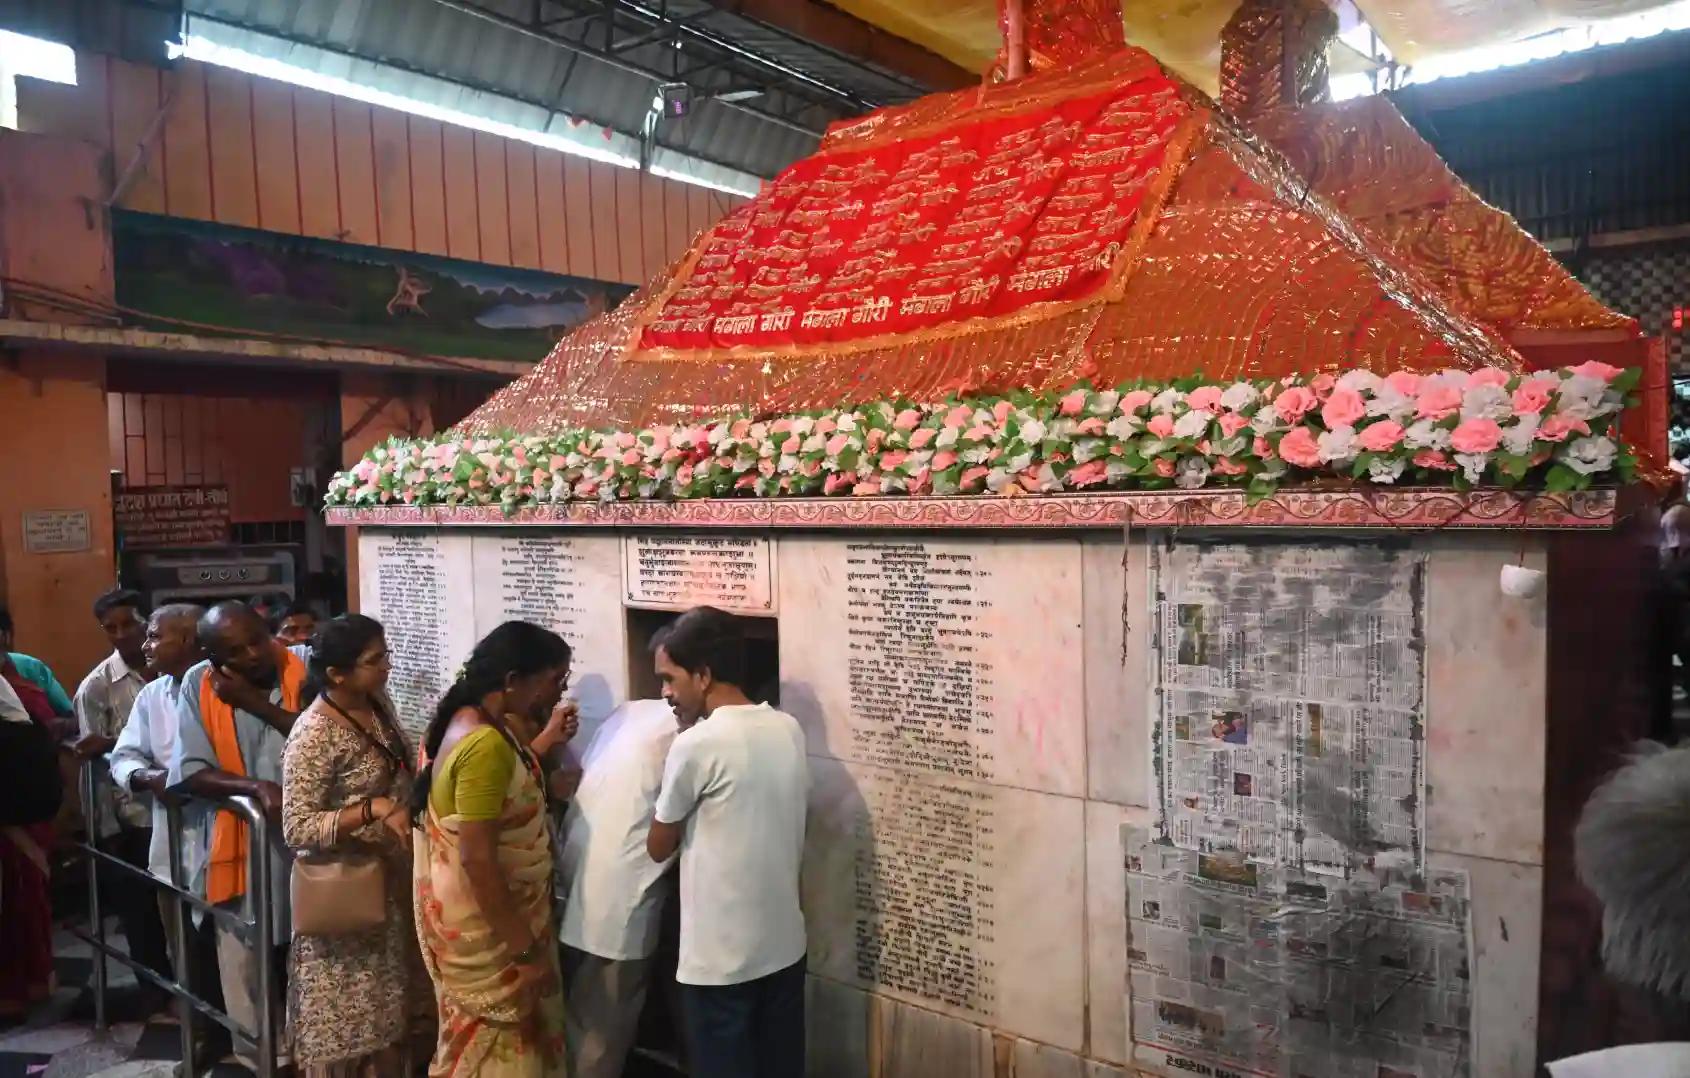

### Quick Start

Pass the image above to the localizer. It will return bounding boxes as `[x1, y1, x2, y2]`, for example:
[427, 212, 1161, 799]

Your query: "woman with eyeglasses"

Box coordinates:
[411, 620, 576, 1077]
[281, 613, 432, 1075]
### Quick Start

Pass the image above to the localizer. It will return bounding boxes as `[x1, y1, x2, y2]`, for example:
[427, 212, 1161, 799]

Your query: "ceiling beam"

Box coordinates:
[701, 0, 976, 91]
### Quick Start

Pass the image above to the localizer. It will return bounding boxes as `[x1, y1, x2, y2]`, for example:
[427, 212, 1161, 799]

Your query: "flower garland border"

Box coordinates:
[327, 363, 1640, 515]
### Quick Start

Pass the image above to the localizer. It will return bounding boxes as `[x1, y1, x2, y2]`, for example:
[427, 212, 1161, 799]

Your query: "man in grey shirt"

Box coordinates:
[170, 602, 306, 1069]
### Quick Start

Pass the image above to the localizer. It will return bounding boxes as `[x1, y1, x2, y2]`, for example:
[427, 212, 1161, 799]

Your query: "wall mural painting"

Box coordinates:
[112, 210, 633, 362]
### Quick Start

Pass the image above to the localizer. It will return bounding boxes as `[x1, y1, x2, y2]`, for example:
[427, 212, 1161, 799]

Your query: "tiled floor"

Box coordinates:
[0, 927, 247, 1078]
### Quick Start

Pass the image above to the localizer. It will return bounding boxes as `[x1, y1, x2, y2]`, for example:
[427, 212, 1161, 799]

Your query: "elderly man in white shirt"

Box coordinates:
[558, 696, 686, 1078]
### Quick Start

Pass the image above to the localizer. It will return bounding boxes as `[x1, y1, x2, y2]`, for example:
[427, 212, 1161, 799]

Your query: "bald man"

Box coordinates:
[169, 602, 307, 1069]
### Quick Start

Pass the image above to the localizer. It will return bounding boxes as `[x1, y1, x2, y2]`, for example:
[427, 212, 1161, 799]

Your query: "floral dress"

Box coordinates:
[282, 701, 432, 1074]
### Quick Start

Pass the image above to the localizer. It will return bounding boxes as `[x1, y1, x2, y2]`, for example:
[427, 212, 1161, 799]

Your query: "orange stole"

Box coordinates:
[200, 646, 306, 906]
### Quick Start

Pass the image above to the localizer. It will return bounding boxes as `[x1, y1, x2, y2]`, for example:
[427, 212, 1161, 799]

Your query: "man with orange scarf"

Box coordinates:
[169, 602, 307, 1070]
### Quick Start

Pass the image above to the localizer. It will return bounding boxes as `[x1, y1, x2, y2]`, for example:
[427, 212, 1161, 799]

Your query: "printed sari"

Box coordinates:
[0, 668, 60, 1017]
[414, 734, 566, 1077]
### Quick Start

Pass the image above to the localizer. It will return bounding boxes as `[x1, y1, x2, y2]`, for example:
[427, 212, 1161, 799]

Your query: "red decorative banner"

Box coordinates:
[640, 71, 1189, 353]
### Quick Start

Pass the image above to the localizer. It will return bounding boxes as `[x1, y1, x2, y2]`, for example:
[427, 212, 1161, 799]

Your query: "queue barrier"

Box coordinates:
[71, 760, 279, 1078]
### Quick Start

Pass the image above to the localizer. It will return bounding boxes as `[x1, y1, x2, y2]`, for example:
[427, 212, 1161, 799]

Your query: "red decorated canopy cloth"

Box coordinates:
[461, 49, 1538, 437]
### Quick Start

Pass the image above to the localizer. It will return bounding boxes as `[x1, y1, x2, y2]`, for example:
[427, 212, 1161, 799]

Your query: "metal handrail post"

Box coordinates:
[165, 797, 196, 1078]
[245, 797, 277, 1078]
[81, 762, 108, 1031]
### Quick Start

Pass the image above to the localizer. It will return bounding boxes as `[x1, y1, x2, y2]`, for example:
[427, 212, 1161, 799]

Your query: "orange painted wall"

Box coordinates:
[16, 54, 747, 289]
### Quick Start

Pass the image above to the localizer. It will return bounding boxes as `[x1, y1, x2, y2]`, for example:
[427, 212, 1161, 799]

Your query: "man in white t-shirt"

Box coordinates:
[647, 607, 808, 1078]
[557, 696, 685, 1078]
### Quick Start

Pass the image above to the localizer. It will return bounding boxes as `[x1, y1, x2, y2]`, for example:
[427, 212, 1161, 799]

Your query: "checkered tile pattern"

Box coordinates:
[1579, 242, 1690, 369]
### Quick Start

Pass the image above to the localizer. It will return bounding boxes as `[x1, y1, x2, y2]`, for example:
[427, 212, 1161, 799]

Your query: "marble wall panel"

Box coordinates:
[356, 529, 477, 741]
[806, 975, 871, 1078]
[803, 756, 1087, 1051]
[779, 534, 1086, 797]
[1424, 538, 1549, 866]
[470, 532, 628, 755]
[875, 996, 994, 1078]
[1430, 851, 1543, 1077]
[1080, 534, 1151, 808]
[1083, 801, 1155, 1067]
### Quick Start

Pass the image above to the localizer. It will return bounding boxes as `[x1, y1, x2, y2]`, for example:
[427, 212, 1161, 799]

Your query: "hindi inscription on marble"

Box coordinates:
[623, 533, 775, 614]
[779, 536, 1083, 796]
[357, 531, 475, 741]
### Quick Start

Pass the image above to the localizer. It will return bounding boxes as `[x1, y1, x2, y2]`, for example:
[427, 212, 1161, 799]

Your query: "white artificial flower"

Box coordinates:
[880, 474, 907, 494]
[1090, 390, 1121, 416]
[1252, 404, 1282, 433]
[1003, 450, 1035, 473]
[1220, 382, 1260, 411]
[1175, 456, 1211, 490]
[1049, 418, 1079, 439]
[837, 412, 859, 432]
[1561, 435, 1618, 476]
[1073, 438, 1105, 463]
[1460, 384, 1512, 422]
[1556, 374, 1606, 421]
[962, 445, 994, 465]
[930, 470, 958, 496]
[1140, 438, 1170, 457]
[1336, 370, 1383, 395]
[1367, 457, 1407, 484]
[778, 454, 799, 474]
[1500, 413, 1541, 456]
[1455, 453, 1489, 484]
[1404, 420, 1451, 451]
[1259, 460, 1288, 481]
[1424, 369, 1472, 393]
[936, 426, 960, 450]
[1019, 419, 1048, 445]
[1151, 387, 1185, 413]
[1106, 414, 1141, 440]
[801, 434, 825, 454]
[1318, 426, 1359, 463]
[986, 467, 1015, 493]
[1106, 458, 1135, 481]
[1030, 463, 1062, 493]
[791, 416, 815, 437]
[1211, 435, 1248, 458]
[1173, 411, 1211, 440]
[707, 424, 730, 447]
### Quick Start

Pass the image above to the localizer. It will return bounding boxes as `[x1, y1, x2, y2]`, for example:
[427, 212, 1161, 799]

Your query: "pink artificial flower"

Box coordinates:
[866, 429, 886, 452]
[549, 454, 569, 472]
[1537, 414, 1590, 442]
[1059, 390, 1089, 416]
[1415, 385, 1462, 421]
[814, 417, 837, 436]
[1384, 370, 1423, 396]
[909, 427, 937, 449]
[530, 469, 549, 486]
[823, 472, 854, 495]
[826, 433, 852, 457]
[993, 400, 1014, 424]
[1274, 385, 1319, 423]
[620, 448, 642, 467]
[944, 405, 973, 428]
[960, 465, 990, 488]
[1512, 382, 1553, 415]
[1358, 421, 1405, 452]
[1253, 435, 1275, 459]
[613, 432, 637, 450]
[676, 464, 694, 486]
[1218, 412, 1250, 438]
[735, 473, 758, 490]
[1186, 386, 1224, 413]
[512, 446, 530, 467]
[662, 447, 684, 464]
[799, 458, 822, 477]
[1120, 389, 1154, 413]
[1076, 417, 1106, 435]
[1469, 368, 1511, 388]
[771, 418, 794, 434]
[1068, 459, 1108, 487]
[730, 420, 751, 439]
[1413, 449, 1456, 471]
[1310, 373, 1337, 398]
[853, 480, 881, 496]
[907, 468, 932, 495]
[1277, 427, 1323, 468]
[758, 458, 777, 477]
[1571, 360, 1624, 383]
[965, 424, 995, 441]
[1450, 418, 1503, 455]
[1321, 388, 1367, 430]
[576, 482, 599, 498]
[932, 450, 959, 471]
[1214, 457, 1249, 476]
[1153, 457, 1177, 477]
[1147, 414, 1176, 438]
[893, 408, 922, 431]
[467, 478, 486, 490]
[879, 452, 908, 471]
[649, 429, 671, 453]
[778, 476, 792, 492]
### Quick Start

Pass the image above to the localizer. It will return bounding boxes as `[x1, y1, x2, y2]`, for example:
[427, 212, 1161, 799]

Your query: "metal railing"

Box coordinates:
[71, 761, 278, 1078]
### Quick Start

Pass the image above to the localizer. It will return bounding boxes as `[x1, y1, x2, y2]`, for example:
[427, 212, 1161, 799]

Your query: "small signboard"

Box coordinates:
[22, 509, 92, 554]
[623, 533, 775, 614]
[114, 486, 232, 548]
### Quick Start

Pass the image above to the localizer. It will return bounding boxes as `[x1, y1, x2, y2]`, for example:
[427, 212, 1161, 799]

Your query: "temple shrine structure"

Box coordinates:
[329, 1, 1666, 1073]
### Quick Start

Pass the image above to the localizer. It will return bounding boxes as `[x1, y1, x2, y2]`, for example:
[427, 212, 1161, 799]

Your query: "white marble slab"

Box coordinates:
[1010, 1039, 1087, 1078]
[1083, 800, 1155, 1066]
[779, 534, 1086, 797]
[1424, 538, 1548, 866]
[1082, 534, 1151, 808]
[874, 996, 994, 1078]
[802, 756, 1087, 1051]
[357, 530, 477, 741]
[622, 531, 775, 614]
[1430, 851, 1543, 1078]
[471, 532, 628, 754]
[806, 974, 871, 1078]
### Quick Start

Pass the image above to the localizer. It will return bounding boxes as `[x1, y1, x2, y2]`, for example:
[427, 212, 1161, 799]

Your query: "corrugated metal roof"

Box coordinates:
[182, 0, 937, 181]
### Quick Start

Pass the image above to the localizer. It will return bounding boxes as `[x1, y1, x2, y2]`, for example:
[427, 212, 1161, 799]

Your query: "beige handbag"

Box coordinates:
[290, 696, 409, 936]
[291, 849, 386, 935]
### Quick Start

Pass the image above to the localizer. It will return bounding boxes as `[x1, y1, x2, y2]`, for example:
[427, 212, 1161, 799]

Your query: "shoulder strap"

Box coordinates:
[320, 694, 408, 775]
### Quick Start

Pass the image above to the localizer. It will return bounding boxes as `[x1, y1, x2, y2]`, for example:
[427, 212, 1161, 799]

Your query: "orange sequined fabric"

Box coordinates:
[457, 46, 1626, 438]
[1219, 0, 1338, 119]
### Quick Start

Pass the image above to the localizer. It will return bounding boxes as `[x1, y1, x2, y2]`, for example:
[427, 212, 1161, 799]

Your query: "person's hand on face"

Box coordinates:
[541, 699, 579, 744]
[210, 663, 271, 715]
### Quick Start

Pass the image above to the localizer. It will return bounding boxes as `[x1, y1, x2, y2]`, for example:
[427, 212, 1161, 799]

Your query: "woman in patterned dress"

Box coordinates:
[411, 621, 574, 1077]
[282, 614, 431, 1075]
